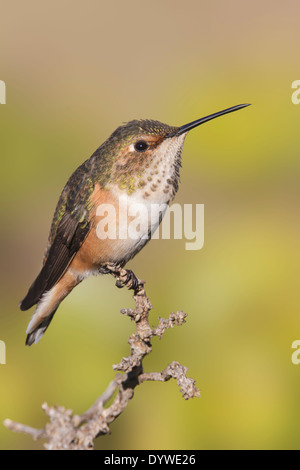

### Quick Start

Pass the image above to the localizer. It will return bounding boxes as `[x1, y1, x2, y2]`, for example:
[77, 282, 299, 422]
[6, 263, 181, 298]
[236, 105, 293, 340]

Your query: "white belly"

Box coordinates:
[110, 190, 169, 263]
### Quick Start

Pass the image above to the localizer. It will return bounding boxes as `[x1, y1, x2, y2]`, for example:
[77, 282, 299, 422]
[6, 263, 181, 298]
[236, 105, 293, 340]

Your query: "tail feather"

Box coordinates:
[25, 286, 60, 346]
[26, 309, 57, 346]
[24, 269, 80, 345]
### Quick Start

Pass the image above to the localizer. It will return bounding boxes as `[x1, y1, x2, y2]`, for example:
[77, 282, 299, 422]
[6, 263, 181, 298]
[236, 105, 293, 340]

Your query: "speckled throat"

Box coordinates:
[112, 133, 186, 203]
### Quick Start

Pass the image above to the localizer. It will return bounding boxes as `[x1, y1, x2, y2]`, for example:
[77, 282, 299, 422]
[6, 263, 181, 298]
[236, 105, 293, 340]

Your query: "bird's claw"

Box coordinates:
[115, 269, 139, 291]
[103, 263, 143, 294]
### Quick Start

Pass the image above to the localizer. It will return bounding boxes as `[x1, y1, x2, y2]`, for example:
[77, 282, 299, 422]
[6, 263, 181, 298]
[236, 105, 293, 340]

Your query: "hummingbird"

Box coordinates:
[20, 104, 250, 345]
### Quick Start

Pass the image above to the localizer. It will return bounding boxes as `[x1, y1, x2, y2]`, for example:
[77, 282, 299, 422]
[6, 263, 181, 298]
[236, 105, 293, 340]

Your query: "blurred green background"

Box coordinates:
[1, 0, 300, 450]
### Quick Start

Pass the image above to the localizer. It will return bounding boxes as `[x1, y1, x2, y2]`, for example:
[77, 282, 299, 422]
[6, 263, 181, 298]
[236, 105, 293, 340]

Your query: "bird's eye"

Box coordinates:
[134, 140, 148, 152]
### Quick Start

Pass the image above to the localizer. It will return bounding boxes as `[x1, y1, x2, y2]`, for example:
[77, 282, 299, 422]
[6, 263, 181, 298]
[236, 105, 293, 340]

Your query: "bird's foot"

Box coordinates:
[104, 264, 144, 294]
[115, 269, 140, 291]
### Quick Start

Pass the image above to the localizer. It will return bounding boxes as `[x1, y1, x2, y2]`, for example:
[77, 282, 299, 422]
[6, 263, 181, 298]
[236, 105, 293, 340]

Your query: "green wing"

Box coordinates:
[20, 160, 94, 311]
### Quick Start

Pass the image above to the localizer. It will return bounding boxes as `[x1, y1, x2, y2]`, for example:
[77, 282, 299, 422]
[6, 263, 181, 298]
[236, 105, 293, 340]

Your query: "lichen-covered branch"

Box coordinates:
[4, 266, 200, 450]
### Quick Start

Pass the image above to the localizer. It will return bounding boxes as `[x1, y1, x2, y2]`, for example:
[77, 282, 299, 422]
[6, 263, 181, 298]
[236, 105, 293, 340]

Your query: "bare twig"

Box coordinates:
[4, 267, 200, 450]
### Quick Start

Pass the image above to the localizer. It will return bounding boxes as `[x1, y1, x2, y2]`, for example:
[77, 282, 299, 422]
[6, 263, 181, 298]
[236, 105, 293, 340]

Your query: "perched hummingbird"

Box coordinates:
[20, 104, 250, 345]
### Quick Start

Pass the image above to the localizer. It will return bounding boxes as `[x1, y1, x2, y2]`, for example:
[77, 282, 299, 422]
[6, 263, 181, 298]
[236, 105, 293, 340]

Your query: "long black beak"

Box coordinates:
[167, 104, 251, 137]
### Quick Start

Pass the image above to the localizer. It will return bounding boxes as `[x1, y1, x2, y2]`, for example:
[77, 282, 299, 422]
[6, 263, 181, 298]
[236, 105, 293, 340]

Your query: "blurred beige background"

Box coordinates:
[0, 0, 300, 450]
